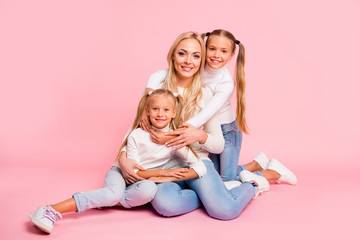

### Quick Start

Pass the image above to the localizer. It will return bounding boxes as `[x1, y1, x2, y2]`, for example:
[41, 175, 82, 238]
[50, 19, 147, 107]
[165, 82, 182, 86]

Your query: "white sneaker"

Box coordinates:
[239, 170, 270, 198]
[268, 158, 297, 185]
[29, 205, 62, 233]
[254, 152, 270, 170]
[224, 180, 242, 190]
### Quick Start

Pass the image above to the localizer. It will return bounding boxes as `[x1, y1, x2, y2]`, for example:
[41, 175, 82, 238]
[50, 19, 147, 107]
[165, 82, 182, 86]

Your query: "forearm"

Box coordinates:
[137, 168, 199, 180]
[136, 169, 167, 179]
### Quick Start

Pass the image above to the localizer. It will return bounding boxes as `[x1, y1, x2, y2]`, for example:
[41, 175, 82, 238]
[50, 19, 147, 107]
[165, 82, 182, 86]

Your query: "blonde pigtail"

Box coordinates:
[235, 42, 249, 134]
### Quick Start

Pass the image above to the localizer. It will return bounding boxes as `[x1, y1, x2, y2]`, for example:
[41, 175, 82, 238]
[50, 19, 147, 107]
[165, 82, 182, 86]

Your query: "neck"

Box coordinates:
[152, 124, 170, 132]
[205, 64, 225, 73]
[176, 75, 192, 88]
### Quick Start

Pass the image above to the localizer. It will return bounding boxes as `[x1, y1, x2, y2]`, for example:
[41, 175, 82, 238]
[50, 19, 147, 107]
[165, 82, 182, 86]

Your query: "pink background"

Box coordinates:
[1, 0, 359, 239]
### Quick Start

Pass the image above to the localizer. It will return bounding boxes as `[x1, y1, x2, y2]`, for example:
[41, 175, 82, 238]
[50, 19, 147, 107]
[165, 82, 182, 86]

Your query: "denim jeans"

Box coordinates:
[73, 166, 157, 213]
[151, 160, 257, 220]
[209, 120, 243, 181]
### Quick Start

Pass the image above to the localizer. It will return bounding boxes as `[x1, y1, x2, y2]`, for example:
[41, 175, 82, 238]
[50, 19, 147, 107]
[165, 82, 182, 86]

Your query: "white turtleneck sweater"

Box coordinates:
[117, 125, 207, 178]
[146, 65, 236, 129]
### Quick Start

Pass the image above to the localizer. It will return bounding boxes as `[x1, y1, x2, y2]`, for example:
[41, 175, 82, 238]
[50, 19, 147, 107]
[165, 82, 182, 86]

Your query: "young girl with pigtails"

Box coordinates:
[28, 89, 206, 234]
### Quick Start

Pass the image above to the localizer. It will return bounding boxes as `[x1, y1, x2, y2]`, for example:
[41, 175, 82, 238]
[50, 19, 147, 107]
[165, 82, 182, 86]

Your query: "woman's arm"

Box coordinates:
[118, 151, 145, 184]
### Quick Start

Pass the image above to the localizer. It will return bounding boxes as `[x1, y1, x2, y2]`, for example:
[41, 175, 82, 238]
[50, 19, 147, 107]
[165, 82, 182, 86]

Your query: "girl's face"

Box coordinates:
[147, 95, 176, 129]
[206, 35, 235, 69]
[172, 38, 202, 83]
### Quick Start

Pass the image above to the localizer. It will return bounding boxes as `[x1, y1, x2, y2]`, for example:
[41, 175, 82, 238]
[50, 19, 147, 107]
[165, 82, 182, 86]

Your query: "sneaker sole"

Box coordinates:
[270, 159, 297, 185]
[28, 213, 52, 234]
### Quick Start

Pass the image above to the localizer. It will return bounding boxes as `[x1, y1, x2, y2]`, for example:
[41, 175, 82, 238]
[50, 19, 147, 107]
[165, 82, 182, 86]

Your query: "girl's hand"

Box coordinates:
[162, 168, 189, 178]
[118, 152, 145, 184]
[148, 176, 175, 183]
[165, 123, 208, 150]
[139, 111, 151, 132]
[149, 128, 176, 145]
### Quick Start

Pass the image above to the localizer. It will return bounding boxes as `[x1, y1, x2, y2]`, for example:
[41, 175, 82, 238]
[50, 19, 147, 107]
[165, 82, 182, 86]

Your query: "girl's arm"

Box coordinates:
[186, 77, 234, 128]
[137, 168, 199, 183]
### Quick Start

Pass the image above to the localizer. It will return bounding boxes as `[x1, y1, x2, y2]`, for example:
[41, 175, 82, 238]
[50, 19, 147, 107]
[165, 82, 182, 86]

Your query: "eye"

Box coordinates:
[222, 50, 228, 54]
[164, 108, 170, 112]
[152, 107, 158, 111]
[178, 52, 185, 56]
[194, 54, 200, 59]
[209, 47, 215, 51]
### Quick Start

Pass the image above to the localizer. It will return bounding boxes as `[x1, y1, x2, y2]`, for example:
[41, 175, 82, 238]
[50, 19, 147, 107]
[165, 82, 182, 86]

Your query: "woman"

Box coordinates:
[119, 31, 294, 220]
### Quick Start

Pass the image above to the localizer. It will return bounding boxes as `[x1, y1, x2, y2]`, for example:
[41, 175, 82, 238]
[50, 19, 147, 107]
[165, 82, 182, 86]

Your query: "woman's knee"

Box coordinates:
[151, 183, 183, 217]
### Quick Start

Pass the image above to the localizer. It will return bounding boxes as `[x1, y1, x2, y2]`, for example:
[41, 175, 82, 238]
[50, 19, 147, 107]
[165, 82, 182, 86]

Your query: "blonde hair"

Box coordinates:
[162, 31, 206, 122]
[116, 89, 183, 160]
[202, 29, 249, 134]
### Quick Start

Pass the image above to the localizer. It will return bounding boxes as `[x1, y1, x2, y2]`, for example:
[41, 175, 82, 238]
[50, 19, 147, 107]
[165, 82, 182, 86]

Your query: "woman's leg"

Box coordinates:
[151, 181, 201, 217]
[186, 160, 257, 220]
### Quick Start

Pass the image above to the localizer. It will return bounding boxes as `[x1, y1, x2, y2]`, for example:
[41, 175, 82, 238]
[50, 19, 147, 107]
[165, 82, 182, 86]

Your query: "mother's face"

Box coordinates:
[172, 38, 202, 82]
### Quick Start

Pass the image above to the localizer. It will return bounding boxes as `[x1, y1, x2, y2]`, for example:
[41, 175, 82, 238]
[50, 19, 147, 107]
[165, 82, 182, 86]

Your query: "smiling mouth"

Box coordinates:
[210, 59, 222, 64]
[181, 66, 193, 72]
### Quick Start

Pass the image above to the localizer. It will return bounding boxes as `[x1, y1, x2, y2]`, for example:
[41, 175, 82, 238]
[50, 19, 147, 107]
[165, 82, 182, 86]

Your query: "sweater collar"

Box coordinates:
[152, 124, 170, 132]
[205, 64, 226, 75]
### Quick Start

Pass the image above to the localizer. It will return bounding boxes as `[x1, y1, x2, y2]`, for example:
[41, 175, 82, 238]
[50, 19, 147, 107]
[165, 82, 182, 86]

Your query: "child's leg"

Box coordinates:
[51, 198, 77, 213]
[208, 153, 220, 173]
[72, 166, 126, 213]
[219, 121, 242, 181]
[120, 180, 157, 208]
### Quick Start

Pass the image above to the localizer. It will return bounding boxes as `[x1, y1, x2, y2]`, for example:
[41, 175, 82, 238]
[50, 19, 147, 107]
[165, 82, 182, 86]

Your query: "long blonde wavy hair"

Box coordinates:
[161, 31, 206, 122]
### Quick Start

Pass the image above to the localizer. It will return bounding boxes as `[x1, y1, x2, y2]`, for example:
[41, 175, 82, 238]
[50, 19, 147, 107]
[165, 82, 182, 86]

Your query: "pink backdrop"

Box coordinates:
[1, 0, 359, 239]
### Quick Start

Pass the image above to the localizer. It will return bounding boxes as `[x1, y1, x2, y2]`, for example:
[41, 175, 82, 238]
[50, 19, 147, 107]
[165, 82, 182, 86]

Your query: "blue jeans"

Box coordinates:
[151, 160, 257, 220]
[209, 120, 243, 181]
[73, 166, 157, 213]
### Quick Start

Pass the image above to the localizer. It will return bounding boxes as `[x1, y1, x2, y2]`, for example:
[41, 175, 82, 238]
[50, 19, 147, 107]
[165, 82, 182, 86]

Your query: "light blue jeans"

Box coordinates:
[151, 160, 258, 220]
[73, 166, 157, 213]
[209, 120, 244, 181]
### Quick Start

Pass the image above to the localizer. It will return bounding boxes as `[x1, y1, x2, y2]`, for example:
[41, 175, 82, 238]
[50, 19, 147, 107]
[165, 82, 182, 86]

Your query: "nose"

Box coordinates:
[213, 50, 220, 58]
[184, 55, 191, 64]
[158, 109, 164, 117]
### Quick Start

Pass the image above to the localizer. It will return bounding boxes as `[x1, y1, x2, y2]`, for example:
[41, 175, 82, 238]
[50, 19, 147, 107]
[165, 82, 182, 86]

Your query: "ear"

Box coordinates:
[146, 106, 150, 116]
[171, 108, 177, 118]
[230, 51, 235, 59]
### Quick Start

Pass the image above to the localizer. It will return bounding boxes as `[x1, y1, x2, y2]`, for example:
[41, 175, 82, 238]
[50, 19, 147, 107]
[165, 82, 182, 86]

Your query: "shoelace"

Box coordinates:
[44, 207, 62, 223]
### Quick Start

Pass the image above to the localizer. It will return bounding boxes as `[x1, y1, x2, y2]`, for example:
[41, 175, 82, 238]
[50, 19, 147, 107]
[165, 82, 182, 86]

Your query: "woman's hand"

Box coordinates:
[149, 128, 176, 145]
[118, 152, 145, 184]
[139, 111, 151, 132]
[165, 123, 208, 150]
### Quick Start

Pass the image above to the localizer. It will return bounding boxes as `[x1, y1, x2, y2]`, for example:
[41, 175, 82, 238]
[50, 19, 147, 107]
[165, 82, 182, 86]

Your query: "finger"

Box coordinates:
[166, 136, 183, 145]
[167, 139, 185, 147]
[174, 143, 187, 150]
[135, 164, 146, 171]
[165, 129, 184, 136]
[179, 123, 190, 128]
